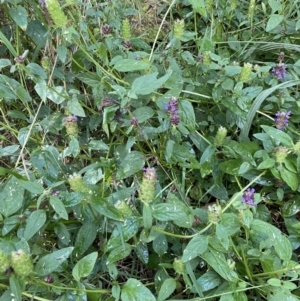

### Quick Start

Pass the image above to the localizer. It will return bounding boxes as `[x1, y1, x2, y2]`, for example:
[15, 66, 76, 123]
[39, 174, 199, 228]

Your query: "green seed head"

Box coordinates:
[68, 173, 89, 193]
[114, 201, 132, 219]
[173, 258, 185, 275]
[122, 19, 131, 40]
[273, 146, 289, 164]
[0, 250, 10, 274]
[173, 19, 185, 39]
[293, 141, 300, 155]
[207, 204, 222, 224]
[214, 126, 227, 147]
[139, 168, 157, 204]
[203, 51, 211, 66]
[239, 63, 253, 82]
[46, 0, 68, 28]
[11, 250, 33, 277]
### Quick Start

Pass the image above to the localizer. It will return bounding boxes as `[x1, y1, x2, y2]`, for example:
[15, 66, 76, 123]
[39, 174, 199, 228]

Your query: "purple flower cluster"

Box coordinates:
[165, 97, 180, 126]
[272, 63, 287, 80]
[241, 188, 256, 207]
[130, 117, 138, 126]
[274, 111, 291, 130]
[39, 0, 45, 8]
[63, 115, 78, 123]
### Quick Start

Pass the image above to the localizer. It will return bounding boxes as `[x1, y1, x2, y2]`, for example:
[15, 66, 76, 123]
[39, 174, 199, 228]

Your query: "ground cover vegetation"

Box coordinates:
[1, 0, 300, 300]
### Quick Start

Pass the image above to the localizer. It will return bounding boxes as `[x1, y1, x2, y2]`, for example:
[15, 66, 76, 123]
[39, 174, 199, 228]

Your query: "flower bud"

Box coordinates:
[207, 204, 222, 224]
[122, 19, 131, 40]
[214, 126, 227, 147]
[114, 201, 132, 219]
[293, 141, 300, 155]
[11, 250, 33, 277]
[231, 0, 238, 10]
[41, 56, 51, 72]
[173, 19, 185, 39]
[139, 168, 157, 204]
[273, 146, 289, 164]
[227, 258, 236, 270]
[248, 0, 256, 26]
[0, 250, 10, 274]
[45, 0, 68, 28]
[206, 0, 213, 14]
[64, 115, 78, 137]
[239, 63, 253, 82]
[68, 173, 89, 193]
[203, 51, 211, 66]
[173, 258, 185, 275]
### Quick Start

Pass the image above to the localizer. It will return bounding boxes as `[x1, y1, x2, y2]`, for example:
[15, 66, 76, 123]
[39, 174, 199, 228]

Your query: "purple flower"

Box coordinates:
[241, 188, 256, 207]
[274, 111, 291, 130]
[165, 96, 180, 126]
[170, 114, 180, 125]
[130, 117, 138, 126]
[272, 63, 287, 80]
[63, 115, 78, 123]
[39, 0, 46, 8]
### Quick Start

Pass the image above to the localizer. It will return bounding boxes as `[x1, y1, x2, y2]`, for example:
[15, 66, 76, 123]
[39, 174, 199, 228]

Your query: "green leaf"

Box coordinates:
[180, 100, 195, 131]
[47, 86, 66, 104]
[132, 107, 155, 123]
[54, 222, 70, 246]
[266, 14, 284, 32]
[106, 217, 139, 252]
[75, 72, 102, 87]
[257, 158, 276, 169]
[50, 196, 68, 220]
[181, 235, 208, 262]
[251, 219, 292, 261]
[34, 247, 74, 276]
[107, 243, 132, 264]
[9, 275, 22, 301]
[279, 167, 298, 191]
[240, 80, 300, 141]
[24, 209, 46, 240]
[88, 140, 109, 151]
[152, 194, 194, 228]
[91, 197, 123, 221]
[72, 252, 98, 282]
[9, 6, 28, 31]
[201, 249, 238, 282]
[0, 145, 19, 156]
[0, 177, 24, 217]
[188, 0, 207, 18]
[25, 20, 48, 46]
[116, 151, 145, 180]
[157, 278, 176, 301]
[114, 59, 151, 72]
[31, 146, 61, 182]
[130, 71, 172, 97]
[67, 97, 86, 117]
[143, 203, 152, 229]
[35, 80, 47, 102]
[216, 224, 229, 250]
[135, 242, 149, 264]
[197, 271, 222, 292]
[74, 222, 97, 255]
[0, 59, 11, 70]
[261, 125, 293, 147]
[218, 159, 243, 175]
[17, 179, 44, 194]
[121, 278, 156, 301]
[57, 44, 67, 63]
[153, 234, 168, 256]
[282, 198, 300, 217]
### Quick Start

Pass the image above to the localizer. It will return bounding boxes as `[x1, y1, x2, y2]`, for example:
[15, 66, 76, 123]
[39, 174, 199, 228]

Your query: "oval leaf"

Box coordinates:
[35, 247, 74, 276]
[72, 252, 98, 282]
